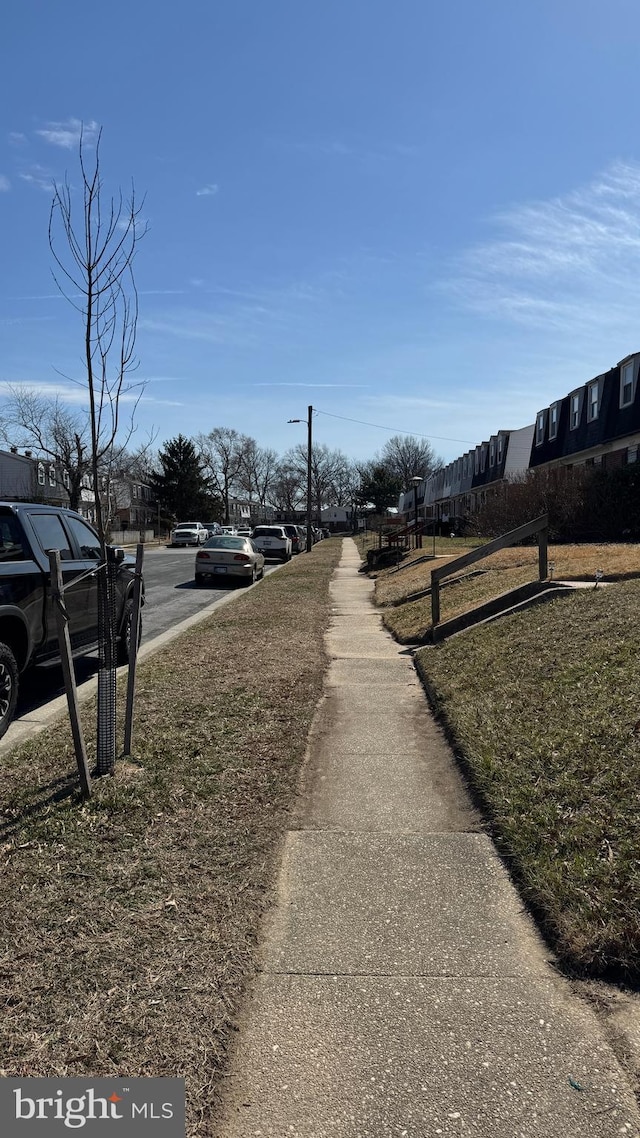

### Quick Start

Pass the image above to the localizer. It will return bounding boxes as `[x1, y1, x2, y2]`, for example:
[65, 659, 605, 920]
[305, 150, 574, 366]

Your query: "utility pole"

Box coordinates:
[287, 406, 314, 553]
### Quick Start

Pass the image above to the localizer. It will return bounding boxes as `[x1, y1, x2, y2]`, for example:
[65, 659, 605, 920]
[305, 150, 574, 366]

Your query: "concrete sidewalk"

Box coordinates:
[216, 539, 640, 1137]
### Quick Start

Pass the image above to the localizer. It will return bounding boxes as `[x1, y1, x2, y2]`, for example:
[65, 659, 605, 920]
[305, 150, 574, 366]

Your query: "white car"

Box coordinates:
[171, 522, 208, 546]
[251, 525, 292, 562]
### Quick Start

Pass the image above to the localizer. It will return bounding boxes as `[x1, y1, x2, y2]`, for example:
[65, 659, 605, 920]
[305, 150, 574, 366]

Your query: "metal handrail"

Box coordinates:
[431, 514, 549, 627]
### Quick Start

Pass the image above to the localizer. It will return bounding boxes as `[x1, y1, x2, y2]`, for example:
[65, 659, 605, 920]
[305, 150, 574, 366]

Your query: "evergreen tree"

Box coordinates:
[151, 435, 220, 521]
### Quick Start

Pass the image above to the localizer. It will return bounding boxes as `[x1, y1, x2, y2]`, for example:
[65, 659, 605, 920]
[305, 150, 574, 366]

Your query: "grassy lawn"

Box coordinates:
[0, 539, 341, 1133]
[374, 542, 640, 642]
[414, 578, 640, 981]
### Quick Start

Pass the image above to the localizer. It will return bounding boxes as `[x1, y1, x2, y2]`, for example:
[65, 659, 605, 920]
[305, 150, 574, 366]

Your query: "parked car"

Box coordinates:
[203, 522, 223, 537]
[281, 523, 304, 554]
[195, 535, 265, 587]
[236, 527, 252, 538]
[220, 526, 238, 536]
[296, 524, 308, 550]
[0, 502, 143, 738]
[251, 525, 292, 562]
[171, 522, 208, 546]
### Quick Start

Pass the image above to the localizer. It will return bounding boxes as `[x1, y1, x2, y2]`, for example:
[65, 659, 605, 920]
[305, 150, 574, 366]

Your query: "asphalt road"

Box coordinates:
[13, 545, 280, 723]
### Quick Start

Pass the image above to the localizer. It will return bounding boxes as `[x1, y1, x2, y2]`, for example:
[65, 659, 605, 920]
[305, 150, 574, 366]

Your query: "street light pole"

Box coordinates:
[287, 406, 314, 553]
[411, 475, 422, 550]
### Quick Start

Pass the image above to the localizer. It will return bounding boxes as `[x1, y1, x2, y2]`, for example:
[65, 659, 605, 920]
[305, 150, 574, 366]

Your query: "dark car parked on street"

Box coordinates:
[0, 503, 142, 738]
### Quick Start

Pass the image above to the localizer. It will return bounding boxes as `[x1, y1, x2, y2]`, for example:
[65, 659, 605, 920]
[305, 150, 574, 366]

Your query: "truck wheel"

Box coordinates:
[117, 601, 140, 666]
[0, 643, 19, 739]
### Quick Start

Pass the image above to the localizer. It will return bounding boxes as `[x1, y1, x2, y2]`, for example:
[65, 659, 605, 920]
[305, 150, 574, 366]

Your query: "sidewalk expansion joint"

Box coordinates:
[259, 969, 529, 980]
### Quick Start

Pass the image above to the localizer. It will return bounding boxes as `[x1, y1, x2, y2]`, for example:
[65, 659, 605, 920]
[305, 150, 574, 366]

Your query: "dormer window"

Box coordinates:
[37, 462, 45, 486]
[489, 440, 495, 466]
[549, 403, 559, 441]
[48, 464, 56, 487]
[474, 449, 479, 475]
[587, 381, 600, 423]
[535, 411, 546, 446]
[480, 446, 487, 473]
[497, 436, 504, 463]
[620, 359, 637, 408]
[570, 391, 582, 430]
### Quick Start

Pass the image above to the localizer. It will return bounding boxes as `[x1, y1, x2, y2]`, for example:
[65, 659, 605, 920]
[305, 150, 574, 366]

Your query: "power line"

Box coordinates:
[313, 407, 474, 446]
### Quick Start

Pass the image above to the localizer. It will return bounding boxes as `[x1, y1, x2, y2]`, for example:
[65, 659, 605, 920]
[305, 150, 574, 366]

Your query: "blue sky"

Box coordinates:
[3, 0, 640, 466]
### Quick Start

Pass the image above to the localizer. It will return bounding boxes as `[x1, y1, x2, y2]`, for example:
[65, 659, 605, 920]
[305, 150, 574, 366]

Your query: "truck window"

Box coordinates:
[29, 513, 74, 561]
[65, 515, 102, 560]
[0, 515, 26, 562]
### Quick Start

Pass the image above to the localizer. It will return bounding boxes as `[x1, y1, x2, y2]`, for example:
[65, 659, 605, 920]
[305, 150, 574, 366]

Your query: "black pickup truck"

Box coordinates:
[0, 502, 141, 739]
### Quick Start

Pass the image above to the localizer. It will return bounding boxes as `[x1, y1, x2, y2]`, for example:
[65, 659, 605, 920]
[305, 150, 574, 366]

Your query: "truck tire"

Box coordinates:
[0, 642, 19, 739]
[117, 600, 140, 666]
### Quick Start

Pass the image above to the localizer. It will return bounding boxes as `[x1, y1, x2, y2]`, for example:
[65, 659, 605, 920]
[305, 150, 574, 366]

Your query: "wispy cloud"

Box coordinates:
[446, 160, 640, 349]
[0, 176, 9, 192]
[196, 183, 219, 197]
[0, 379, 182, 409]
[18, 164, 55, 192]
[269, 137, 419, 162]
[36, 118, 99, 149]
[8, 132, 27, 147]
[252, 382, 370, 388]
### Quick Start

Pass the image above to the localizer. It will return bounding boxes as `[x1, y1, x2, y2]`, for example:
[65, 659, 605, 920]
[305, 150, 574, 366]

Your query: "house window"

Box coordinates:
[587, 382, 600, 422]
[627, 445, 638, 464]
[549, 403, 559, 440]
[37, 462, 45, 486]
[63, 470, 70, 489]
[480, 446, 487, 473]
[497, 436, 504, 463]
[570, 392, 581, 430]
[489, 441, 495, 466]
[535, 412, 546, 446]
[48, 464, 56, 487]
[621, 361, 636, 408]
[474, 450, 479, 475]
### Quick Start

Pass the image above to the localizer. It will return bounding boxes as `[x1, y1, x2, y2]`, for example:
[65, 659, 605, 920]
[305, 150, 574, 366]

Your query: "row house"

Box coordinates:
[110, 479, 156, 531]
[399, 424, 534, 531]
[0, 448, 95, 519]
[530, 351, 640, 472]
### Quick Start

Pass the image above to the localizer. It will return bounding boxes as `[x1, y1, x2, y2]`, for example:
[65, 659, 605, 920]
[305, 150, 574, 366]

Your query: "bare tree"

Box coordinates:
[49, 125, 147, 550]
[285, 442, 351, 522]
[197, 427, 249, 523]
[0, 391, 92, 512]
[237, 440, 279, 507]
[270, 461, 306, 514]
[380, 435, 442, 490]
[48, 126, 147, 776]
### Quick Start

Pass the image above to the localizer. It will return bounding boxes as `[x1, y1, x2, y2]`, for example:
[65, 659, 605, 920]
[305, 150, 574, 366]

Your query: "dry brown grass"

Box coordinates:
[415, 578, 640, 980]
[374, 542, 640, 642]
[0, 540, 342, 1134]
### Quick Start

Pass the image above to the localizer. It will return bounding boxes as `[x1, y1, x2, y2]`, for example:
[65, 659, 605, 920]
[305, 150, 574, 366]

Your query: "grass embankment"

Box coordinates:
[415, 579, 640, 980]
[375, 543, 640, 643]
[0, 539, 342, 1132]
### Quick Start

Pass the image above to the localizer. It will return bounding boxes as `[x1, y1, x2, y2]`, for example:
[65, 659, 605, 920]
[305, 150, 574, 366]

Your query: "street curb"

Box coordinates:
[0, 582, 256, 756]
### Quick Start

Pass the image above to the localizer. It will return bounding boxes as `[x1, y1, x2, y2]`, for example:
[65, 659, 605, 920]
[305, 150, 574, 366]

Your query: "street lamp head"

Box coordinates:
[287, 418, 303, 424]
[411, 475, 423, 486]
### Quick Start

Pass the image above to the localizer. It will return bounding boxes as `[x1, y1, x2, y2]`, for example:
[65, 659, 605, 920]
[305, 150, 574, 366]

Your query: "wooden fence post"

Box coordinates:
[538, 524, 548, 581]
[48, 550, 91, 799]
[431, 575, 441, 628]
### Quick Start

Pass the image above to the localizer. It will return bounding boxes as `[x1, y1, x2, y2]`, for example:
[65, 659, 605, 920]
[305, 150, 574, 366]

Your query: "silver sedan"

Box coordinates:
[194, 535, 266, 587]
